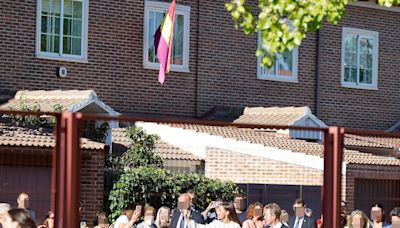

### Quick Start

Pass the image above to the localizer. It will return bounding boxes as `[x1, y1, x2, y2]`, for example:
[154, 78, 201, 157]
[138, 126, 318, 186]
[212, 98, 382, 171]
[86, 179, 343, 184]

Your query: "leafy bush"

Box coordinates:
[108, 167, 240, 222]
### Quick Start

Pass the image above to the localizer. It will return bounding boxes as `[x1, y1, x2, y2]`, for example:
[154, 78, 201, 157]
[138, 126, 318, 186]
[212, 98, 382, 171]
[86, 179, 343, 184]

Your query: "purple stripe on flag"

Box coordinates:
[154, 26, 161, 55]
[156, 36, 169, 84]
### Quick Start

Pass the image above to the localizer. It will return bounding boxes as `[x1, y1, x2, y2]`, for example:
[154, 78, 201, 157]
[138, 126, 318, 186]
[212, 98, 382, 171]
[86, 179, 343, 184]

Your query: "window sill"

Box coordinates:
[143, 63, 190, 73]
[36, 53, 88, 63]
[257, 75, 298, 83]
[341, 83, 378, 90]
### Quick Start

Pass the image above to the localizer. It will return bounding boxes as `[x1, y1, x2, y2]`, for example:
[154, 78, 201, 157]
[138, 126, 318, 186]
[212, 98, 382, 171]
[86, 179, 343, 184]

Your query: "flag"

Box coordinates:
[154, 0, 176, 84]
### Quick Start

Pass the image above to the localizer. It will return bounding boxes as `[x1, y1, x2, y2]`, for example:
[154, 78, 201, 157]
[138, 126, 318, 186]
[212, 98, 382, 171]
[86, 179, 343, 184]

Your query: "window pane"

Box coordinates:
[41, 15, 48, 33]
[64, 0, 73, 18]
[41, 34, 49, 52]
[276, 50, 293, 77]
[344, 36, 357, 53]
[148, 11, 164, 63]
[73, 0, 82, 19]
[171, 14, 184, 65]
[72, 38, 81, 55]
[63, 18, 72, 36]
[63, 36, 72, 54]
[360, 38, 373, 55]
[72, 20, 82, 37]
[344, 67, 357, 83]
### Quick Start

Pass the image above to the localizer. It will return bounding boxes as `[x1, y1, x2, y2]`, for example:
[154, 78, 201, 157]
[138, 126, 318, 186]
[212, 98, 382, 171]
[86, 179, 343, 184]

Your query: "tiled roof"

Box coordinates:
[0, 90, 94, 112]
[111, 128, 202, 161]
[168, 124, 400, 166]
[203, 106, 311, 126]
[0, 122, 105, 150]
[345, 134, 400, 149]
[234, 106, 309, 125]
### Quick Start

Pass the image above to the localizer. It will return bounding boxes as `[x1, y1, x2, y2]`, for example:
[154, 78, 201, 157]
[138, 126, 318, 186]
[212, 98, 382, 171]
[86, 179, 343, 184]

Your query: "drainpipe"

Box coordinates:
[315, 29, 321, 117]
[194, 0, 200, 118]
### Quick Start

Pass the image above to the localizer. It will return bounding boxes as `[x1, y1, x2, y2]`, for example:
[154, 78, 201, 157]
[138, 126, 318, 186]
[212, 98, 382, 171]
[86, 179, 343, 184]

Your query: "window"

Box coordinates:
[257, 34, 298, 82]
[36, 0, 89, 62]
[143, 1, 190, 72]
[341, 27, 379, 90]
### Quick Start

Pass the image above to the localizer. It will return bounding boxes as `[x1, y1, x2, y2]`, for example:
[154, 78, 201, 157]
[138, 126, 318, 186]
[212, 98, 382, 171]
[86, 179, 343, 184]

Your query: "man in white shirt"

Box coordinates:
[114, 204, 141, 228]
[263, 203, 288, 228]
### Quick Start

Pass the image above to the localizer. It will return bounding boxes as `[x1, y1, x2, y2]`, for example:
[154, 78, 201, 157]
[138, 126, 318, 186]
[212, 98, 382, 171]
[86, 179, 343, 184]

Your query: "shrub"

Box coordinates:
[108, 167, 240, 222]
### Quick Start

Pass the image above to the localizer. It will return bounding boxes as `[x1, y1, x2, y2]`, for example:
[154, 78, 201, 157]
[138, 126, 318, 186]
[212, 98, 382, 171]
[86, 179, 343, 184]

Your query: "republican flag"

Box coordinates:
[154, 0, 176, 84]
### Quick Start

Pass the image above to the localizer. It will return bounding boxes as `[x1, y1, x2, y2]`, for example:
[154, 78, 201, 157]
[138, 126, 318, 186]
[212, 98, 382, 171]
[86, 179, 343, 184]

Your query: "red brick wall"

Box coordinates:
[205, 148, 323, 185]
[0, 146, 105, 227]
[1, 1, 400, 130]
[318, 6, 400, 130]
[345, 164, 400, 213]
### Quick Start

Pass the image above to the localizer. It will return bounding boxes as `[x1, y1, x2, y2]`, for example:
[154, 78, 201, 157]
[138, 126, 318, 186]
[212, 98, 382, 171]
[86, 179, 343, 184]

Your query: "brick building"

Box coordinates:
[0, 122, 106, 226]
[1, 0, 400, 130]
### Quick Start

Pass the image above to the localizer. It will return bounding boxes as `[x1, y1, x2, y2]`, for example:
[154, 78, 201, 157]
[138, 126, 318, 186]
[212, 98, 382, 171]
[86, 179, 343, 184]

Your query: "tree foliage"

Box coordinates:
[108, 167, 241, 222]
[120, 126, 163, 169]
[226, 0, 399, 67]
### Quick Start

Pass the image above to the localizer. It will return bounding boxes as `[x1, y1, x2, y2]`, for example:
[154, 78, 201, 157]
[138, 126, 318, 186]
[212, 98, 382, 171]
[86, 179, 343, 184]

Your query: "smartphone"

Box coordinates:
[135, 205, 142, 213]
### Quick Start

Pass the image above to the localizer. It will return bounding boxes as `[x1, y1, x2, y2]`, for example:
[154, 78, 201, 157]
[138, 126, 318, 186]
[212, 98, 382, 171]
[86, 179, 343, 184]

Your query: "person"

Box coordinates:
[346, 210, 372, 228]
[341, 201, 348, 227]
[233, 194, 247, 223]
[0, 203, 11, 228]
[3, 208, 36, 228]
[389, 207, 400, 227]
[201, 199, 223, 224]
[263, 203, 288, 228]
[280, 210, 289, 227]
[371, 204, 390, 228]
[288, 198, 317, 228]
[170, 193, 205, 228]
[304, 208, 312, 219]
[186, 190, 200, 212]
[155, 206, 170, 228]
[184, 202, 241, 228]
[16, 192, 36, 223]
[316, 215, 322, 228]
[37, 211, 54, 228]
[114, 204, 141, 228]
[137, 206, 157, 228]
[242, 202, 264, 228]
[93, 212, 109, 228]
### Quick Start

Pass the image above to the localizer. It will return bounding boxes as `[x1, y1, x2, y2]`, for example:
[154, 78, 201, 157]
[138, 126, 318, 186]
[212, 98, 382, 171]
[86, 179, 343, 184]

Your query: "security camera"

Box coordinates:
[57, 67, 67, 78]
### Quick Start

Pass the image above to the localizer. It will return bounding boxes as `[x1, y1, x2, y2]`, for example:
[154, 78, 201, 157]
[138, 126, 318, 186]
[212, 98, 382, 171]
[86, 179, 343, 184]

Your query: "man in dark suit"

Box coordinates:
[263, 203, 289, 228]
[170, 193, 205, 228]
[288, 198, 317, 228]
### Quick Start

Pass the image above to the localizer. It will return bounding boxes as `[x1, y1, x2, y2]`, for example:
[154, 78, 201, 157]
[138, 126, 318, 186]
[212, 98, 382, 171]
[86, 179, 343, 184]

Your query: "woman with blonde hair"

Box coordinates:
[346, 210, 372, 228]
[155, 206, 170, 228]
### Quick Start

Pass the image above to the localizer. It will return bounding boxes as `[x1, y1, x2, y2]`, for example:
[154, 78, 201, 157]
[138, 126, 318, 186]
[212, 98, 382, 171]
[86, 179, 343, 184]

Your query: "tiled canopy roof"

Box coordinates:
[0, 122, 105, 150]
[0, 90, 119, 115]
[111, 128, 202, 161]
[168, 124, 400, 166]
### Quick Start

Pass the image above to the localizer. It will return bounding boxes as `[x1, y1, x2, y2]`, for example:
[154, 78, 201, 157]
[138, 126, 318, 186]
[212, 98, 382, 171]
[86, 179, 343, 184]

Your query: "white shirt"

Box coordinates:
[189, 220, 241, 228]
[294, 217, 304, 228]
[114, 215, 132, 228]
[272, 222, 283, 228]
[177, 213, 190, 228]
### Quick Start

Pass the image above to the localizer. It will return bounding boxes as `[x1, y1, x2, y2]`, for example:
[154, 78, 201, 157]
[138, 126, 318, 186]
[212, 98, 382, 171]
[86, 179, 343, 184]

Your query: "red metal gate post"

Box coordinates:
[52, 112, 82, 228]
[323, 127, 344, 228]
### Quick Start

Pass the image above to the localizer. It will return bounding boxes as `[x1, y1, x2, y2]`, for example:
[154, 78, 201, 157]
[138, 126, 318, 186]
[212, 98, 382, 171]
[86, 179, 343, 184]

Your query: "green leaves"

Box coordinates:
[227, 0, 398, 67]
[108, 167, 241, 223]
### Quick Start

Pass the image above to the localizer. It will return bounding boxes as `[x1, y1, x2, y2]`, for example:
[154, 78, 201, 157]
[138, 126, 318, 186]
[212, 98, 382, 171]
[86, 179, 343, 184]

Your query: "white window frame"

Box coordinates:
[256, 33, 298, 83]
[143, 1, 190, 72]
[341, 27, 379, 90]
[35, 0, 89, 62]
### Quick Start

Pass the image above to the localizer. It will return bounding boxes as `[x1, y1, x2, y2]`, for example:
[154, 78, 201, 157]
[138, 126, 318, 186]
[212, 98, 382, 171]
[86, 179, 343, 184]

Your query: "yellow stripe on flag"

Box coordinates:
[161, 14, 174, 44]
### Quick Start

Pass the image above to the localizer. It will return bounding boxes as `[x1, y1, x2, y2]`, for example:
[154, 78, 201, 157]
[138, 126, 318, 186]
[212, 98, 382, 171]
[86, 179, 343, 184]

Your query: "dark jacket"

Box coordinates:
[288, 216, 317, 228]
[170, 209, 205, 228]
[263, 223, 289, 228]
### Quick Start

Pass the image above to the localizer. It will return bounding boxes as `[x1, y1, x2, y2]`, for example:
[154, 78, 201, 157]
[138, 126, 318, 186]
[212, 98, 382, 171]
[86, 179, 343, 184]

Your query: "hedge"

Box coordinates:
[108, 166, 241, 222]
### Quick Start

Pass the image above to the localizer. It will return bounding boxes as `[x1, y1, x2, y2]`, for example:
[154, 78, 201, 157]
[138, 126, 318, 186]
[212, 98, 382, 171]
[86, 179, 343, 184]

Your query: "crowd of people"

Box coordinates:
[1, 191, 400, 228]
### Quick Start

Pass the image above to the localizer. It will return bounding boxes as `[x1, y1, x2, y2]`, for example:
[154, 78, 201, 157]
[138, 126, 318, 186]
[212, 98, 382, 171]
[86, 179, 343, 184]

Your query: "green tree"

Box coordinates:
[226, 0, 399, 67]
[120, 126, 163, 169]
